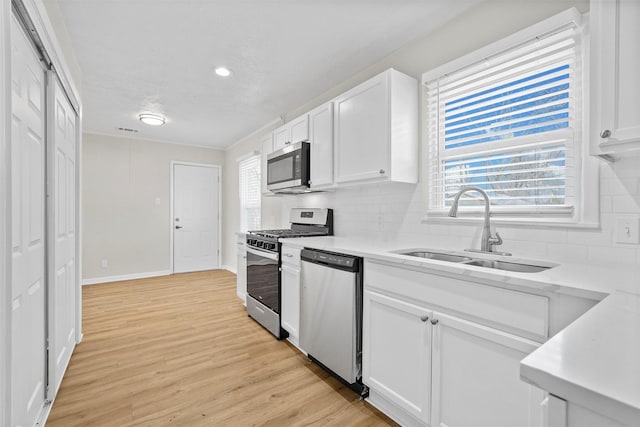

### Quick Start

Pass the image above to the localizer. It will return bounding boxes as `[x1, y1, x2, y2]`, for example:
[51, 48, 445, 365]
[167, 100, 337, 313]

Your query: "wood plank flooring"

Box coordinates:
[47, 270, 396, 426]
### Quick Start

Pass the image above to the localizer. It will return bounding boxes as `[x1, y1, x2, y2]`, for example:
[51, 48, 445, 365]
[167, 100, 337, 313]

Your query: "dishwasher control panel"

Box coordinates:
[301, 248, 360, 272]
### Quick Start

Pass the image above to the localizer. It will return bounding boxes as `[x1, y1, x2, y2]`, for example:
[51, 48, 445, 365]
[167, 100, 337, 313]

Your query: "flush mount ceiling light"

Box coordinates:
[214, 67, 232, 77]
[139, 113, 166, 126]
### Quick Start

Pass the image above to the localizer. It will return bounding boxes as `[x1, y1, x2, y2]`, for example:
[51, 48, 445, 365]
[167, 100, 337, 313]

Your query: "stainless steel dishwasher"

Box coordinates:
[300, 248, 366, 396]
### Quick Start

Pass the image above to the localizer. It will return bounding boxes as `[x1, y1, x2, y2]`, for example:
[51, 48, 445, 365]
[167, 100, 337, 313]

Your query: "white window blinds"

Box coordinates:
[238, 155, 261, 232]
[425, 20, 583, 215]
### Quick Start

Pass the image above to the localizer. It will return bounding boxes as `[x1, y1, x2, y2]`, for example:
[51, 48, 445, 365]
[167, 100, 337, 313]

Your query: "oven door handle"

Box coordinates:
[246, 246, 279, 262]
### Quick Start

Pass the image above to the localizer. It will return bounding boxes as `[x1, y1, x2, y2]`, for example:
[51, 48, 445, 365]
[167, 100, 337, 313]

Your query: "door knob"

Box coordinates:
[175, 225, 183, 229]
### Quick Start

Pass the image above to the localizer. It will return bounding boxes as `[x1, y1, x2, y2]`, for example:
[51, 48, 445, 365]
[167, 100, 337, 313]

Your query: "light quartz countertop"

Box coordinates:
[279, 235, 640, 425]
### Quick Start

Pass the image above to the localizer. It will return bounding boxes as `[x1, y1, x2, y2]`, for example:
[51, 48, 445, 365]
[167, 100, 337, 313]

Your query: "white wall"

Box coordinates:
[223, 0, 595, 273]
[82, 133, 225, 281]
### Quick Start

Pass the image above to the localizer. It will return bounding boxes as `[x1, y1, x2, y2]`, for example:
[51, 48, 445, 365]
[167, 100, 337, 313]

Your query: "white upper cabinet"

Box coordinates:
[333, 69, 418, 185]
[591, 0, 640, 158]
[273, 114, 309, 151]
[308, 101, 334, 189]
[260, 133, 273, 195]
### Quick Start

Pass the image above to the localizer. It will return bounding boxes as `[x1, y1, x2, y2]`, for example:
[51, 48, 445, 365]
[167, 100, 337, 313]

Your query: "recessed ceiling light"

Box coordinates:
[214, 67, 232, 77]
[139, 113, 166, 126]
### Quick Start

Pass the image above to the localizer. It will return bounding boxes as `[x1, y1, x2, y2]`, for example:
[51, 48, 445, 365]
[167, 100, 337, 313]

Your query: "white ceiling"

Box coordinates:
[56, 0, 480, 149]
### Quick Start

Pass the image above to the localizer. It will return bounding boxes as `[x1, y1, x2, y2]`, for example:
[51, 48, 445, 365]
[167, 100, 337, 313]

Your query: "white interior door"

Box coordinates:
[172, 163, 220, 273]
[11, 14, 48, 426]
[47, 72, 78, 398]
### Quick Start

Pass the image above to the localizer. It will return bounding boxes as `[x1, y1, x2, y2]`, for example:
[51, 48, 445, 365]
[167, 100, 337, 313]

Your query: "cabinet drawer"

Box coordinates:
[365, 261, 549, 341]
[281, 245, 301, 267]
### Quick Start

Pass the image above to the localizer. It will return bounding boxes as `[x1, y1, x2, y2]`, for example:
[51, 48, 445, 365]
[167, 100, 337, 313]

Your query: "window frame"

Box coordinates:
[237, 152, 261, 233]
[421, 8, 599, 228]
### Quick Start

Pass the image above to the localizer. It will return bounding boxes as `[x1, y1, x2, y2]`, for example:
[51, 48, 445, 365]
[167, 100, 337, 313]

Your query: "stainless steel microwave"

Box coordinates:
[267, 141, 310, 194]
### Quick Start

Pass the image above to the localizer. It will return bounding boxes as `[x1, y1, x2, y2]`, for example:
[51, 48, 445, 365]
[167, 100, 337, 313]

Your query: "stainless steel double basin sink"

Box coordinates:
[392, 249, 555, 273]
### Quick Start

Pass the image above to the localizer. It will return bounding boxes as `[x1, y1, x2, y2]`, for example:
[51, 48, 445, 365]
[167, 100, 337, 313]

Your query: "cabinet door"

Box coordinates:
[236, 245, 247, 303]
[273, 125, 289, 151]
[260, 134, 273, 195]
[334, 72, 389, 184]
[592, 0, 640, 153]
[281, 263, 300, 342]
[289, 114, 309, 144]
[363, 290, 432, 424]
[430, 312, 544, 427]
[309, 102, 333, 188]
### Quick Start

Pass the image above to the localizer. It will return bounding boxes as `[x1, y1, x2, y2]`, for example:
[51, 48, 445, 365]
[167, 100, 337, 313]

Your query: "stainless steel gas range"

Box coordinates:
[245, 208, 333, 339]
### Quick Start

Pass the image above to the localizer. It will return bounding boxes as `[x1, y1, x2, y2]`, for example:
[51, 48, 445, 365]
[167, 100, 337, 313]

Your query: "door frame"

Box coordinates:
[169, 161, 222, 273]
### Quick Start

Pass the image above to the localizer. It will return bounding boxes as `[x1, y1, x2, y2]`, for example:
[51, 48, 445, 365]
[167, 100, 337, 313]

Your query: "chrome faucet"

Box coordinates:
[448, 186, 504, 254]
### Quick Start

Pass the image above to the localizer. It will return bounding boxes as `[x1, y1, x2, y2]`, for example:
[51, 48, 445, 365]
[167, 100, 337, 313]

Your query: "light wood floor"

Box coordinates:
[47, 270, 396, 426]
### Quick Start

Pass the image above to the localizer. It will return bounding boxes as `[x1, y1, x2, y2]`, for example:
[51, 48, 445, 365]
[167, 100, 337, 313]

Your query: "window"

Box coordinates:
[423, 9, 595, 224]
[238, 154, 261, 232]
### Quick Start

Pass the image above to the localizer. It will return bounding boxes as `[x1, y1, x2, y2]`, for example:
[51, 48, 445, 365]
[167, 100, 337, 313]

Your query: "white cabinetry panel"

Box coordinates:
[309, 102, 334, 189]
[591, 0, 640, 157]
[333, 69, 418, 185]
[363, 290, 432, 425]
[431, 312, 544, 427]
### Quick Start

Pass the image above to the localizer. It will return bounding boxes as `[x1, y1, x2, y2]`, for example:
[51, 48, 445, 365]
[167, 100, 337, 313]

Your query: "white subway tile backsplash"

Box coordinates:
[497, 226, 568, 244]
[567, 228, 613, 247]
[601, 177, 639, 196]
[547, 243, 588, 264]
[612, 193, 640, 213]
[280, 155, 640, 268]
[587, 245, 638, 267]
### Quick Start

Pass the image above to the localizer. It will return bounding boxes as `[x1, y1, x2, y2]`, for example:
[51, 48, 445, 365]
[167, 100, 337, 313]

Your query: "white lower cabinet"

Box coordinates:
[363, 290, 432, 425]
[363, 262, 546, 427]
[281, 263, 300, 343]
[280, 244, 302, 348]
[431, 312, 544, 427]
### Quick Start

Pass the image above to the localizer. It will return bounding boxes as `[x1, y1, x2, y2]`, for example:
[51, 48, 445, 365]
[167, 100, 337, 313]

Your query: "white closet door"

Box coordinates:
[11, 14, 47, 427]
[47, 72, 78, 397]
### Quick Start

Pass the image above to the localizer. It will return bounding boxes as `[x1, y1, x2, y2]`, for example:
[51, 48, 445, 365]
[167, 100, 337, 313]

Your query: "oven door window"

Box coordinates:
[246, 250, 280, 313]
[267, 151, 300, 185]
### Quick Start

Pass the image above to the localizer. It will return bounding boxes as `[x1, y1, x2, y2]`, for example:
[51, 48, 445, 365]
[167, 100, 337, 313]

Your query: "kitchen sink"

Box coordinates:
[392, 249, 555, 273]
[397, 251, 473, 263]
[462, 259, 551, 273]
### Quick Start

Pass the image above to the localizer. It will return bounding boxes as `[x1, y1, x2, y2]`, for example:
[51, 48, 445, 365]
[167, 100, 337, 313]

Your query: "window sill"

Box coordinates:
[422, 213, 600, 230]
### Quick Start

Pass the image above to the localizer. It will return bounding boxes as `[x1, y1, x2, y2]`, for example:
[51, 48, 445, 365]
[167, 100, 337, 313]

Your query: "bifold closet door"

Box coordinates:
[10, 14, 48, 427]
[47, 72, 78, 398]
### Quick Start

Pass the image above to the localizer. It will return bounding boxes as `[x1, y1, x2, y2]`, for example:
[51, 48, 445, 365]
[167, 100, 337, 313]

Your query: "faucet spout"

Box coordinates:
[447, 186, 503, 253]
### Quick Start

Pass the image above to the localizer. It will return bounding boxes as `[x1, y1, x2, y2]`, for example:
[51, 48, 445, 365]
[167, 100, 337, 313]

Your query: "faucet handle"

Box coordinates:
[490, 232, 503, 247]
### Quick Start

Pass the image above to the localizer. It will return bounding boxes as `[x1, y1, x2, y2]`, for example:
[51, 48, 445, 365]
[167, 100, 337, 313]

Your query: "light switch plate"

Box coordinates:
[615, 215, 640, 244]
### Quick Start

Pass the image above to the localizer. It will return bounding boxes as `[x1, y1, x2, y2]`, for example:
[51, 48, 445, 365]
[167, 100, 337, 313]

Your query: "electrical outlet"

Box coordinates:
[100, 259, 108, 269]
[615, 215, 640, 244]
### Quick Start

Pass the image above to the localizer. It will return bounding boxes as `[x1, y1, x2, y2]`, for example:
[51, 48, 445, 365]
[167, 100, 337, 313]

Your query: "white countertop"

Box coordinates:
[280, 235, 640, 424]
[521, 292, 640, 426]
[281, 236, 639, 298]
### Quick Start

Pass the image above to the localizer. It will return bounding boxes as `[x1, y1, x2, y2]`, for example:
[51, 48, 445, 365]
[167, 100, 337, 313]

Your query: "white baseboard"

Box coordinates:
[82, 270, 172, 286]
[222, 264, 236, 274]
